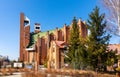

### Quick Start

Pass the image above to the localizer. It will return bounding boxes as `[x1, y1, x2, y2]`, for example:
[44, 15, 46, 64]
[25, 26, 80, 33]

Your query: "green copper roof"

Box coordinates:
[33, 29, 55, 42]
[27, 29, 56, 48]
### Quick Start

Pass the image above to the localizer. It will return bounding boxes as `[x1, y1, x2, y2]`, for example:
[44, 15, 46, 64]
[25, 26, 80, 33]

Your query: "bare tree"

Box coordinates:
[100, 0, 120, 35]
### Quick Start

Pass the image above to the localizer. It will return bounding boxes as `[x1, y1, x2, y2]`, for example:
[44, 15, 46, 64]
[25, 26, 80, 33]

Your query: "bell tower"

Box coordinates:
[24, 16, 30, 26]
[34, 23, 40, 33]
[20, 13, 24, 61]
[20, 13, 30, 62]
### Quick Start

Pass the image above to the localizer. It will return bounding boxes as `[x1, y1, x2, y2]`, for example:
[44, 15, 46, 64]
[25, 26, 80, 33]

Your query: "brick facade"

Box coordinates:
[20, 13, 25, 61]
[19, 13, 88, 70]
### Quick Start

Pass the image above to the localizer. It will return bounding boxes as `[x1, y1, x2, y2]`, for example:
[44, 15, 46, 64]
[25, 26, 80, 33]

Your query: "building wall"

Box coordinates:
[66, 26, 70, 43]
[20, 13, 30, 63]
[41, 37, 47, 64]
[20, 13, 88, 67]
[29, 51, 34, 63]
[24, 26, 30, 63]
[48, 41, 58, 69]
[50, 33, 55, 41]
[20, 13, 25, 61]
[47, 41, 65, 69]
[58, 30, 63, 41]
[24, 26, 30, 47]
[35, 37, 41, 67]
[78, 20, 87, 38]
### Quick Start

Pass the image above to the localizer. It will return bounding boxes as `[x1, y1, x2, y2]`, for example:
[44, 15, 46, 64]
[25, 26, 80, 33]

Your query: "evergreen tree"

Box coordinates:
[65, 17, 89, 69]
[87, 6, 114, 71]
[66, 17, 81, 69]
[77, 38, 89, 70]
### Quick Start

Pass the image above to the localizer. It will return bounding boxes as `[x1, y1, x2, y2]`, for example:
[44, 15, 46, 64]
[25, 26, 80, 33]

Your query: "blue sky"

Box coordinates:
[0, 0, 119, 60]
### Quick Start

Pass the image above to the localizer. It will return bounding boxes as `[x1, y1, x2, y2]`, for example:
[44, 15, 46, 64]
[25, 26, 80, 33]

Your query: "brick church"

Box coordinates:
[19, 13, 88, 69]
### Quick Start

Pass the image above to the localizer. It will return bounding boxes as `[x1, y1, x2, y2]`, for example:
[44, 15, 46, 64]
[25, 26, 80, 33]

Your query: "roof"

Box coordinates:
[0, 56, 10, 62]
[27, 29, 61, 48]
[108, 44, 120, 54]
[55, 41, 67, 48]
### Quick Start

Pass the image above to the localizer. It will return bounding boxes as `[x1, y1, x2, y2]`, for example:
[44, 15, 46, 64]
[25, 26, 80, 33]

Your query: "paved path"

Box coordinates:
[0, 72, 22, 77]
[1, 74, 21, 77]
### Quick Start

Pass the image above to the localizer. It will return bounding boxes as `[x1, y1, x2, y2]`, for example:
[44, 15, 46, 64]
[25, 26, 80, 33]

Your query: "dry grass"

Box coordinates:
[0, 68, 14, 76]
[22, 71, 47, 77]
[0, 68, 7, 76]
[0, 68, 26, 76]
[0, 67, 116, 77]
[20, 68, 116, 77]
[8, 68, 13, 75]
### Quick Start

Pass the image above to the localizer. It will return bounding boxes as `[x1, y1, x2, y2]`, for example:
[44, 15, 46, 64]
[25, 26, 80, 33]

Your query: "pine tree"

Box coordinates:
[66, 17, 81, 69]
[87, 6, 113, 71]
[77, 39, 89, 70]
[65, 17, 90, 69]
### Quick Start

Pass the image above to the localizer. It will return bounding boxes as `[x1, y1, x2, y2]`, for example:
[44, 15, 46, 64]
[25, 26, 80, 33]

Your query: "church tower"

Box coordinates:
[20, 13, 24, 61]
[34, 23, 40, 33]
[20, 13, 30, 61]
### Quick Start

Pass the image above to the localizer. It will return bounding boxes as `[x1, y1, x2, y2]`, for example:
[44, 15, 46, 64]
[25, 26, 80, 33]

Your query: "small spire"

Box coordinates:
[56, 27, 58, 30]
[47, 31, 49, 35]
[73, 16, 76, 20]
[47, 31, 49, 33]
[34, 23, 41, 33]
[64, 23, 66, 27]
[78, 18, 82, 22]
[83, 21, 87, 25]
[77, 18, 82, 25]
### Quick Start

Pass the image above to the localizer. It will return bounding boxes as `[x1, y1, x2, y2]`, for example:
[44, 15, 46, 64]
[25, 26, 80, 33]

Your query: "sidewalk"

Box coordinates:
[0, 72, 22, 77]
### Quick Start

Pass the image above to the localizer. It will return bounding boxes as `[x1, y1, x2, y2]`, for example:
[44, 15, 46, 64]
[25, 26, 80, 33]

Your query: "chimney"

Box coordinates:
[34, 23, 40, 33]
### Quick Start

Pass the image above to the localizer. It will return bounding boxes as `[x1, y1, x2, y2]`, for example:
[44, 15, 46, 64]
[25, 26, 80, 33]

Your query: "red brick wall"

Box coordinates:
[24, 26, 30, 47]
[79, 22, 87, 38]
[24, 50, 28, 62]
[55, 28, 58, 40]
[50, 33, 55, 41]
[41, 37, 47, 64]
[20, 13, 88, 65]
[66, 26, 70, 43]
[46, 31, 50, 49]
[63, 24, 67, 42]
[20, 13, 30, 62]
[36, 38, 40, 65]
[20, 13, 25, 61]
[58, 30, 63, 41]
